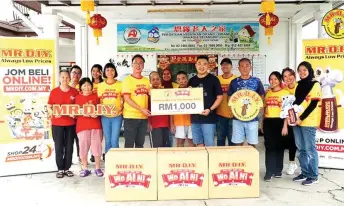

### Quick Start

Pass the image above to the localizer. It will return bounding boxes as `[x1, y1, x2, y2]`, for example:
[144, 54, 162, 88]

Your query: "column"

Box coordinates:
[313, 11, 329, 38]
[39, 14, 62, 86]
[75, 24, 88, 74]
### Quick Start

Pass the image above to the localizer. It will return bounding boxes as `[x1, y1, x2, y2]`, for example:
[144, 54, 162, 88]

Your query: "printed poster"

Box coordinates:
[117, 23, 259, 52]
[157, 54, 218, 81]
[303, 39, 344, 169]
[0, 38, 56, 176]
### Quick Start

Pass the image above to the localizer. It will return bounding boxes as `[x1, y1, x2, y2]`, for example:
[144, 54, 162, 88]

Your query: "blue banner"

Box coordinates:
[117, 22, 259, 52]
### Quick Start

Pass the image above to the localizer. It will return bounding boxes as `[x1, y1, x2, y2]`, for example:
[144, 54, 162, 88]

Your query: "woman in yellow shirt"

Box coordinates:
[262, 71, 289, 182]
[98, 63, 123, 153]
[291, 61, 321, 186]
[91, 64, 103, 93]
[282, 67, 298, 175]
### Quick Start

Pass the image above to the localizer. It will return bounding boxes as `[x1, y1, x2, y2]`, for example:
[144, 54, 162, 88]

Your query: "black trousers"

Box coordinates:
[124, 118, 147, 148]
[287, 126, 297, 161]
[263, 118, 285, 176]
[75, 133, 80, 157]
[52, 125, 75, 171]
[150, 127, 170, 148]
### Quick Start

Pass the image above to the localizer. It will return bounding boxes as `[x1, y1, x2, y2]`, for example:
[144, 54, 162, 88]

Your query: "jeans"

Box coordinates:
[293, 126, 319, 179]
[191, 123, 215, 146]
[101, 115, 123, 153]
[232, 120, 259, 145]
[216, 116, 234, 146]
[169, 131, 174, 147]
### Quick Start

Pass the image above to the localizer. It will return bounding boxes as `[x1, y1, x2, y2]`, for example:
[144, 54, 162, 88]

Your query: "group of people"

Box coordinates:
[48, 54, 321, 186]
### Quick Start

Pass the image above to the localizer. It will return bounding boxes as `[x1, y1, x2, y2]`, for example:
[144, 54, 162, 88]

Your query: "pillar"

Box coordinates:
[75, 24, 88, 74]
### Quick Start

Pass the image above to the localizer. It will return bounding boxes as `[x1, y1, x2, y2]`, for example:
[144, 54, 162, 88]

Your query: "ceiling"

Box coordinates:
[36, 0, 336, 21]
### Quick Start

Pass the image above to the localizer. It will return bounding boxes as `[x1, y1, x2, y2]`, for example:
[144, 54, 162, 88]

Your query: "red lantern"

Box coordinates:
[88, 14, 107, 45]
[259, 13, 279, 44]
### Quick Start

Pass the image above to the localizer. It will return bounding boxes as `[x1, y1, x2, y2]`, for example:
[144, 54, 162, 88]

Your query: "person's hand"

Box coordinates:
[170, 125, 176, 134]
[69, 115, 75, 118]
[295, 118, 302, 126]
[91, 114, 97, 118]
[147, 124, 152, 132]
[201, 109, 211, 116]
[281, 126, 288, 136]
[54, 115, 61, 118]
[141, 109, 151, 117]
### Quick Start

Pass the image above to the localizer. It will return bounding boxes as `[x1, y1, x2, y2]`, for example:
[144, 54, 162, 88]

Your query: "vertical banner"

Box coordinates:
[0, 38, 56, 176]
[303, 39, 344, 169]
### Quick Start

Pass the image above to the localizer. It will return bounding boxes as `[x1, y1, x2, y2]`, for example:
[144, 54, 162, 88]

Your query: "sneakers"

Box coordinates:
[293, 174, 307, 182]
[273, 173, 282, 178]
[286, 162, 298, 175]
[302, 178, 319, 186]
[264, 174, 272, 182]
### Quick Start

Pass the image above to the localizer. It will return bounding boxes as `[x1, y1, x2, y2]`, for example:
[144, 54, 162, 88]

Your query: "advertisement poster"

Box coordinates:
[117, 23, 259, 52]
[157, 54, 218, 81]
[0, 38, 56, 176]
[109, 53, 157, 80]
[303, 39, 344, 169]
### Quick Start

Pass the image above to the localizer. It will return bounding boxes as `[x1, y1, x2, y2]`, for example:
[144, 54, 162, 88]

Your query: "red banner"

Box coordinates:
[212, 169, 254, 186]
[162, 169, 204, 187]
[108, 171, 151, 188]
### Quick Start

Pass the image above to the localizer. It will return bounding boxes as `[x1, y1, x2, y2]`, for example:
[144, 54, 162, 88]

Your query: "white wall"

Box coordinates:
[59, 46, 75, 64]
[88, 18, 289, 83]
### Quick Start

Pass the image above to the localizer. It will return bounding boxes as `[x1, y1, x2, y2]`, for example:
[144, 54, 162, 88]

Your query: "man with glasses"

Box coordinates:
[69, 65, 82, 91]
[122, 54, 150, 148]
[69, 65, 82, 162]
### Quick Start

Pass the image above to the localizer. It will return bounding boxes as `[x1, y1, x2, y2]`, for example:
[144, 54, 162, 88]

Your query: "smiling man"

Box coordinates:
[188, 55, 223, 147]
[122, 54, 150, 148]
[228, 58, 265, 147]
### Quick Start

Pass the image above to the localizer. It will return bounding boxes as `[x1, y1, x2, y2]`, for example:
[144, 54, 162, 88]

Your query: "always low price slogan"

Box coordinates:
[150, 88, 204, 115]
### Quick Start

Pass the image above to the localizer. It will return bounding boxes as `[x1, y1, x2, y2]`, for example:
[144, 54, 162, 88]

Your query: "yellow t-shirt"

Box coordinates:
[69, 82, 80, 91]
[299, 82, 321, 127]
[285, 83, 298, 95]
[93, 82, 99, 93]
[216, 74, 237, 118]
[122, 75, 150, 119]
[174, 114, 191, 126]
[172, 82, 179, 88]
[264, 89, 290, 118]
[97, 81, 123, 117]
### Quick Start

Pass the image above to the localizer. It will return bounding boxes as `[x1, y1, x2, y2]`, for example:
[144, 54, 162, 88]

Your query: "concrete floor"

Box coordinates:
[1, 136, 344, 206]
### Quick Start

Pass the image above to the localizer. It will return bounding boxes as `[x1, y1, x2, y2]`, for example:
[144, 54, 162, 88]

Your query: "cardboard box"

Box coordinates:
[157, 147, 208, 200]
[207, 146, 260, 199]
[105, 148, 157, 201]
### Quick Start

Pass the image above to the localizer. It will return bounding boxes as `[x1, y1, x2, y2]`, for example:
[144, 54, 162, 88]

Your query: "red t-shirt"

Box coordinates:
[75, 93, 102, 134]
[48, 87, 79, 126]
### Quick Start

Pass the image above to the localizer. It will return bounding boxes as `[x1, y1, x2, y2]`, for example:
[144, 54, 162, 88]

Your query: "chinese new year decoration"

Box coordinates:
[259, 0, 279, 44]
[80, 0, 94, 24]
[88, 14, 107, 45]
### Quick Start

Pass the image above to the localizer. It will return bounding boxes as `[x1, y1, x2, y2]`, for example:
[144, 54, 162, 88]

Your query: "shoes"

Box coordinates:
[286, 162, 298, 175]
[293, 174, 307, 182]
[79, 169, 91, 177]
[95, 169, 104, 177]
[90, 155, 95, 163]
[264, 174, 272, 182]
[274, 173, 282, 178]
[302, 178, 319, 186]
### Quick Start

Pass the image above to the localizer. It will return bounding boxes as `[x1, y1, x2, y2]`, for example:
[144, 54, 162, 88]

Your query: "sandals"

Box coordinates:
[56, 170, 64, 178]
[64, 170, 74, 177]
[79, 169, 91, 177]
[95, 169, 104, 177]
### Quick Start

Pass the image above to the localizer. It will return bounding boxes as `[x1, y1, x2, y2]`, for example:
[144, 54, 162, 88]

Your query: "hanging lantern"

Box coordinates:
[80, 0, 94, 24]
[259, 13, 279, 44]
[88, 14, 107, 45]
[261, 0, 275, 13]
